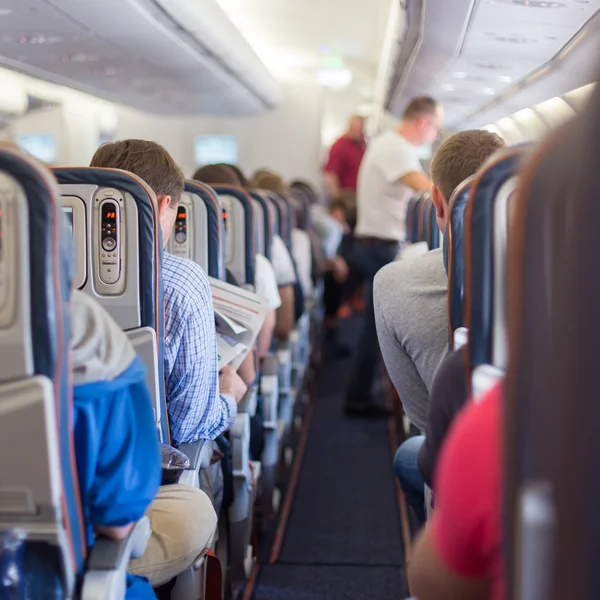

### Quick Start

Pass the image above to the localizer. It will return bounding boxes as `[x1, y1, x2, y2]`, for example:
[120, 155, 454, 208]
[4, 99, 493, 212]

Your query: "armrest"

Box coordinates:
[82, 518, 151, 600]
[178, 439, 213, 471]
[261, 354, 279, 376]
[87, 517, 151, 569]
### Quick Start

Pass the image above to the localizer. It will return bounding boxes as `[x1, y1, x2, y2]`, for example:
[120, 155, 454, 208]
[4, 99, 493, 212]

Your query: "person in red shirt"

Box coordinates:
[408, 382, 503, 600]
[324, 115, 366, 199]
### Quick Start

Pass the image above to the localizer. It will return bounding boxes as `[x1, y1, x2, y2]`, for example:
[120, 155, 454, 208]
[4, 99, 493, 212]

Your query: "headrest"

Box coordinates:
[417, 194, 431, 243]
[250, 191, 273, 260]
[445, 175, 477, 343]
[53, 167, 163, 332]
[211, 184, 255, 285]
[411, 193, 427, 243]
[427, 199, 440, 250]
[1, 147, 73, 380]
[185, 180, 224, 279]
[465, 146, 529, 369]
[291, 188, 310, 230]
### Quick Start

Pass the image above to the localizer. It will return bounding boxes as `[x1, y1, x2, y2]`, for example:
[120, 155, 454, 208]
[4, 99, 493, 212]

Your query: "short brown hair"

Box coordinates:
[430, 129, 505, 200]
[90, 139, 184, 202]
[250, 170, 288, 195]
[403, 96, 439, 121]
[193, 163, 241, 186]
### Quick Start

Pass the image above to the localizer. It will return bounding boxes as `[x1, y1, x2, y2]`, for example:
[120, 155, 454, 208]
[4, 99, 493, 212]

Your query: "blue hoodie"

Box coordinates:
[71, 291, 161, 598]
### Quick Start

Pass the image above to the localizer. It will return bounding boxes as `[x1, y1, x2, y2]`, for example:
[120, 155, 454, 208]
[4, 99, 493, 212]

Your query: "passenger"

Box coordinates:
[91, 140, 247, 445]
[375, 130, 504, 525]
[345, 96, 444, 419]
[323, 115, 366, 201]
[249, 170, 301, 339]
[192, 163, 281, 361]
[70, 291, 216, 593]
[408, 382, 502, 600]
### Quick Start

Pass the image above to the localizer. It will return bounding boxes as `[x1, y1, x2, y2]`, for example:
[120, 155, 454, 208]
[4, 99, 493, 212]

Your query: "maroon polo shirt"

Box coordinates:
[324, 135, 366, 191]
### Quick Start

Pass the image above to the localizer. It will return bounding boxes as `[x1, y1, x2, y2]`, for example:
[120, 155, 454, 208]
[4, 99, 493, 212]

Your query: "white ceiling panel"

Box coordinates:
[215, 0, 392, 87]
[388, 0, 600, 127]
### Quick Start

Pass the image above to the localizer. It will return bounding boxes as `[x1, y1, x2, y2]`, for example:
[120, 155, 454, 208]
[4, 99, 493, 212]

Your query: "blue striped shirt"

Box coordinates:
[162, 252, 237, 444]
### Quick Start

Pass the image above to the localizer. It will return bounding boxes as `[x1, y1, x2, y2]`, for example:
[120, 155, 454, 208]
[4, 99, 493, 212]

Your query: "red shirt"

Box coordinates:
[432, 383, 504, 600]
[324, 135, 366, 191]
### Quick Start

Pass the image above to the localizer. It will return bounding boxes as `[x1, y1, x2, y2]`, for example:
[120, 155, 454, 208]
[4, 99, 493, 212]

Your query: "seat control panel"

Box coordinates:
[99, 199, 121, 284]
[169, 194, 193, 260]
[93, 188, 126, 295]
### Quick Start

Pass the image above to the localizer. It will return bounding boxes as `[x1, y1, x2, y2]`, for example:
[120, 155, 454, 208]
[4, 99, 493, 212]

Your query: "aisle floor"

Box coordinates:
[248, 318, 410, 599]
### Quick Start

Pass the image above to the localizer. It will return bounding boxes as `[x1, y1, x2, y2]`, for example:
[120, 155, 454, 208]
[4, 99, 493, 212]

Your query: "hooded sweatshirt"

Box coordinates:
[70, 291, 161, 596]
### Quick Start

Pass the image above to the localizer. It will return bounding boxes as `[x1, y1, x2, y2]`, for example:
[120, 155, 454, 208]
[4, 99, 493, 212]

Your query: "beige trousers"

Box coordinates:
[129, 484, 218, 587]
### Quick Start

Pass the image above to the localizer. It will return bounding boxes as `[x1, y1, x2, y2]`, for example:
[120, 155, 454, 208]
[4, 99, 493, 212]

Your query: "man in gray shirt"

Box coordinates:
[374, 129, 505, 528]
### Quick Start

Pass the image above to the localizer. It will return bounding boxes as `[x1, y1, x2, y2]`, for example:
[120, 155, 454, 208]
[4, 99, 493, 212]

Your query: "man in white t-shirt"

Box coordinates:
[345, 96, 444, 418]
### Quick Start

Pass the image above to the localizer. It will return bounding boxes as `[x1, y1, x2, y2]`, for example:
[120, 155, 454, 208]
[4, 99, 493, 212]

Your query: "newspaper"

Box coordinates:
[211, 277, 270, 370]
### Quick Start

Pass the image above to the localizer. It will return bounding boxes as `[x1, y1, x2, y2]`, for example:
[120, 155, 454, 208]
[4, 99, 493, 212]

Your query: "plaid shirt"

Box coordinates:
[162, 252, 236, 444]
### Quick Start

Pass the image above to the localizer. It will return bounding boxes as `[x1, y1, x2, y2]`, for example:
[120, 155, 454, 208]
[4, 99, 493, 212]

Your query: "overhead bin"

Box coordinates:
[0, 0, 282, 116]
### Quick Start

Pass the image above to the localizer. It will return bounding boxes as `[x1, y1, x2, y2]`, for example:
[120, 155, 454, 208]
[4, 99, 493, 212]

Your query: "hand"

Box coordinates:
[332, 256, 349, 283]
[219, 365, 247, 404]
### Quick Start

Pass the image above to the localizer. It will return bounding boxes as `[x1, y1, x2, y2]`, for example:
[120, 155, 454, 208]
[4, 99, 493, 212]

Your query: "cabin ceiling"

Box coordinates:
[388, 0, 600, 128]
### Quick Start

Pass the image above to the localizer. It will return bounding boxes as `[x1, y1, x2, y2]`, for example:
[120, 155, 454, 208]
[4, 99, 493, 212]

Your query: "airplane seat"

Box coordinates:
[416, 193, 431, 244]
[464, 148, 528, 399]
[211, 185, 255, 288]
[405, 193, 421, 243]
[207, 183, 260, 583]
[427, 198, 441, 250]
[261, 192, 300, 449]
[0, 145, 151, 600]
[503, 126, 581, 599]
[411, 193, 427, 243]
[445, 175, 477, 349]
[168, 181, 225, 280]
[247, 191, 282, 524]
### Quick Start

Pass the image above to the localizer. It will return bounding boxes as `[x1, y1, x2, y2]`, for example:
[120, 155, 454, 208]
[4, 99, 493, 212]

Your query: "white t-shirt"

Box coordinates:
[254, 253, 282, 310]
[291, 229, 313, 299]
[309, 205, 344, 260]
[355, 130, 423, 242]
[271, 234, 297, 287]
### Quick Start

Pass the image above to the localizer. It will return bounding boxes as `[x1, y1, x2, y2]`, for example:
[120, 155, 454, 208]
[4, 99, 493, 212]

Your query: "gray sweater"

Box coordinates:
[374, 248, 448, 433]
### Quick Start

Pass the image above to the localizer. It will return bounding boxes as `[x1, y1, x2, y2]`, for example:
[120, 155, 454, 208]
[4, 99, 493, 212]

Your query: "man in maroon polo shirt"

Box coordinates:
[324, 115, 366, 199]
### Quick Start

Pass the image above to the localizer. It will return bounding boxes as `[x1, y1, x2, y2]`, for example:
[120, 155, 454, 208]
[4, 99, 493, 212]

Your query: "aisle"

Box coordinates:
[246, 317, 410, 599]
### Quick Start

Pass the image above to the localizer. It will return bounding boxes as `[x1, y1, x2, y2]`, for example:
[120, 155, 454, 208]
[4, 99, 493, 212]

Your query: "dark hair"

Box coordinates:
[221, 164, 248, 187]
[402, 96, 439, 121]
[193, 163, 241, 186]
[430, 129, 506, 199]
[90, 139, 184, 202]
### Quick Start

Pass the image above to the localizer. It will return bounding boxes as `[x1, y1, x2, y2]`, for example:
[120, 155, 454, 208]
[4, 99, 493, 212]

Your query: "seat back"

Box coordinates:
[464, 149, 526, 377]
[251, 196, 265, 257]
[504, 124, 588, 600]
[212, 185, 255, 286]
[427, 198, 441, 250]
[250, 191, 274, 260]
[0, 144, 85, 596]
[53, 167, 168, 443]
[445, 176, 476, 346]
[169, 180, 225, 280]
[267, 192, 292, 248]
[410, 193, 427, 243]
[290, 188, 310, 231]
[416, 193, 431, 243]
